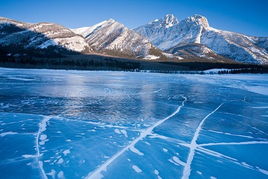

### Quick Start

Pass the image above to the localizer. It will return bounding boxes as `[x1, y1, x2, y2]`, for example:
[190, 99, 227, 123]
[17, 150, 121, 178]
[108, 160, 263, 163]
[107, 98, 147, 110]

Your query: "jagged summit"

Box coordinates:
[163, 14, 179, 28]
[185, 14, 209, 28]
[71, 19, 118, 37]
[149, 14, 179, 28]
[106, 18, 116, 23]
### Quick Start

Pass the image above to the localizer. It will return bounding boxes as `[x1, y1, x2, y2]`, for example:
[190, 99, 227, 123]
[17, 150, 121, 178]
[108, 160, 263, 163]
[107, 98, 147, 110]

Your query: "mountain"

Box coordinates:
[135, 14, 268, 64]
[1, 15, 267, 65]
[0, 17, 91, 56]
[71, 19, 172, 60]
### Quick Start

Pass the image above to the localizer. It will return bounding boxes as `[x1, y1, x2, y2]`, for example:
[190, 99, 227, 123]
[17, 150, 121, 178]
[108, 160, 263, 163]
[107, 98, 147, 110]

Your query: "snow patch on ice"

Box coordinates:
[63, 149, 70, 156]
[132, 165, 142, 173]
[169, 156, 186, 166]
[130, 146, 144, 156]
[162, 148, 168, 152]
[172, 156, 186, 166]
[114, 129, 120, 134]
[197, 171, 202, 175]
[114, 129, 128, 137]
[57, 158, 64, 164]
[57, 171, 64, 179]
[40, 134, 47, 141]
[154, 169, 162, 179]
[46, 169, 56, 178]
[120, 129, 128, 137]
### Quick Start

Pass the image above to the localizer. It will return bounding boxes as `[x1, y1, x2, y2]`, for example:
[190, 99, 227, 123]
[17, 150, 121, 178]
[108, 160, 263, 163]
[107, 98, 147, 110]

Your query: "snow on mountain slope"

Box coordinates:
[135, 14, 268, 64]
[165, 43, 229, 62]
[134, 14, 181, 50]
[27, 22, 91, 52]
[0, 17, 91, 53]
[71, 20, 111, 38]
[201, 28, 268, 64]
[250, 37, 268, 53]
[0, 17, 31, 38]
[0, 17, 29, 28]
[72, 19, 167, 59]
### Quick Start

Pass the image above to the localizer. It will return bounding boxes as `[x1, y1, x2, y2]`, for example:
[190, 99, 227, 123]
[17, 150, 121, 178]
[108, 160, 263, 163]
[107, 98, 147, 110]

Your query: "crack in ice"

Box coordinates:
[205, 129, 255, 139]
[56, 116, 138, 130]
[35, 116, 51, 179]
[148, 133, 188, 147]
[196, 146, 268, 176]
[182, 103, 224, 179]
[85, 96, 187, 179]
[199, 141, 268, 147]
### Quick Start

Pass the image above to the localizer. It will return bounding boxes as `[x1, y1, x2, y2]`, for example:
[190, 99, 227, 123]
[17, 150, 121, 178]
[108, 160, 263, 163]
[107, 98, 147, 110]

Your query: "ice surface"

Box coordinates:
[0, 67, 267, 179]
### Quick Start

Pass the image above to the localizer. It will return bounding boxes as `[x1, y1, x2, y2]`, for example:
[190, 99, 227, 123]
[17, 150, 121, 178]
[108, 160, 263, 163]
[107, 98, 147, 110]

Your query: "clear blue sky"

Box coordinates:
[0, 0, 267, 36]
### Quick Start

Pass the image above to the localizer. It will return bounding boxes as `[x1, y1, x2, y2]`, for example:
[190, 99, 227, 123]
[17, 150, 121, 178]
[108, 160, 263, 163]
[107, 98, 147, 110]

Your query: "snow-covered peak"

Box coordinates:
[149, 14, 178, 28]
[72, 19, 168, 59]
[106, 18, 116, 23]
[184, 14, 209, 28]
[72, 19, 121, 38]
[135, 14, 209, 49]
[163, 14, 179, 28]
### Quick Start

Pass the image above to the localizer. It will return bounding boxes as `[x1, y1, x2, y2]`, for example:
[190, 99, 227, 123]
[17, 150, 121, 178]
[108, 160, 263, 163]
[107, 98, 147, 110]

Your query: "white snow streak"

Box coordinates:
[252, 106, 268, 109]
[206, 129, 254, 139]
[85, 96, 187, 179]
[182, 103, 224, 179]
[132, 165, 142, 173]
[257, 167, 268, 175]
[0, 131, 18, 137]
[129, 146, 144, 156]
[200, 141, 268, 147]
[169, 156, 186, 166]
[35, 116, 51, 179]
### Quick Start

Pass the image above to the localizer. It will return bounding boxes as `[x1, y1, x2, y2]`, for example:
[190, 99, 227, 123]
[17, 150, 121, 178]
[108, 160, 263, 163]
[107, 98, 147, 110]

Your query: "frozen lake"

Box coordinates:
[0, 68, 268, 179]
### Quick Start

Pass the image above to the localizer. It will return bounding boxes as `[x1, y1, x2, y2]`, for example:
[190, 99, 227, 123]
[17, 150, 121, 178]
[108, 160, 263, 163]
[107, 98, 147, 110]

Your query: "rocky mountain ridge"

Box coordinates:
[0, 15, 267, 64]
[134, 14, 268, 64]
